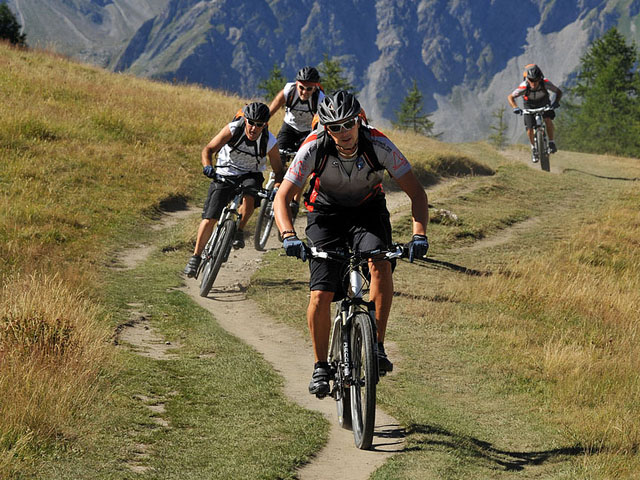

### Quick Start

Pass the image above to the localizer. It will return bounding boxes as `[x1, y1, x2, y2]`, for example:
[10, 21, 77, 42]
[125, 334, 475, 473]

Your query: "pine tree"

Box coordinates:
[0, 4, 26, 46]
[558, 28, 640, 156]
[392, 80, 436, 136]
[258, 63, 286, 102]
[318, 54, 355, 94]
[488, 106, 508, 149]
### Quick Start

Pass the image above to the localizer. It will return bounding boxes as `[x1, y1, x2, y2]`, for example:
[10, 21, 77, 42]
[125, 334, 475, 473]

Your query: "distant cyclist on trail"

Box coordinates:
[273, 90, 429, 397]
[508, 64, 562, 162]
[183, 102, 284, 278]
[269, 66, 325, 220]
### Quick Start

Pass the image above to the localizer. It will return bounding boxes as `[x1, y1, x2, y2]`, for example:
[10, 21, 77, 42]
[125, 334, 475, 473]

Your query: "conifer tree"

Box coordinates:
[0, 4, 26, 46]
[318, 54, 355, 94]
[258, 63, 286, 101]
[558, 28, 640, 156]
[488, 106, 508, 149]
[393, 80, 436, 136]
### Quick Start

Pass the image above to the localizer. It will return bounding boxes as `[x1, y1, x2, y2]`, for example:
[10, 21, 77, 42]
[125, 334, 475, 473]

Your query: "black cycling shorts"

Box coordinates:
[277, 123, 309, 164]
[201, 172, 264, 220]
[305, 197, 393, 296]
[524, 109, 555, 129]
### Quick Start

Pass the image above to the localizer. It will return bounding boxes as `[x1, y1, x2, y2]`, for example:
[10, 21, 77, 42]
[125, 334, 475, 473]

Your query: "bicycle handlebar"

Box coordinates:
[213, 174, 266, 197]
[520, 105, 555, 115]
[307, 243, 406, 262]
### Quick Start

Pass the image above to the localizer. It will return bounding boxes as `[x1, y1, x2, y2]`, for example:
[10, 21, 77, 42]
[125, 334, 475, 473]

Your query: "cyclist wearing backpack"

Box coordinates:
[273, 91, 429, 397]
[508, 64, 562, 162]
[183, 102, 284, 278]
[269, 66, 325, 219]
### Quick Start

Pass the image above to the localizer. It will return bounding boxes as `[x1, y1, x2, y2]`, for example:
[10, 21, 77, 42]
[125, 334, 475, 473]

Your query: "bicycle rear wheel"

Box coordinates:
[537, 129, 550, 172]
[254, 197, 275, 251]
[199, 219, 236, 297]
[350, 312, 377, 449]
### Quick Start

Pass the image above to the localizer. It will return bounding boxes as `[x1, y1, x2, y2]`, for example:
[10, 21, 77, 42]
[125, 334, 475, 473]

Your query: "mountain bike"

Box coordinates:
[254, 149, 297, 250]
[308, 244, 405, 450]
[521, 105, 554, 172]
[197, 175, 265, 297]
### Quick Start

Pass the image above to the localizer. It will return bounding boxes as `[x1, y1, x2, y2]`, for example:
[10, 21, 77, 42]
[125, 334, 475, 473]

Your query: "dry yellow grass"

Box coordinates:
[468, 188, 640, 459]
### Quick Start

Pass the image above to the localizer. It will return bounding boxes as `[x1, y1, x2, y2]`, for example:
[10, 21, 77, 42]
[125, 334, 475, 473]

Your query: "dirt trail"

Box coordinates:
[183, 218, 405, 479]
[116, 206, 406, 478]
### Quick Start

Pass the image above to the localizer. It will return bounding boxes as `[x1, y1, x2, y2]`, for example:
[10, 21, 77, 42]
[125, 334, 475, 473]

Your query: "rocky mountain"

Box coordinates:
[7, 0, 640, 142]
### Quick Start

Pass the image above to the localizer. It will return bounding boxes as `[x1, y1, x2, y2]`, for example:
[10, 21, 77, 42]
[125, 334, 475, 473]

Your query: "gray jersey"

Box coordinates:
[284, 125, 412, 208]
[216, 119, 277, 176]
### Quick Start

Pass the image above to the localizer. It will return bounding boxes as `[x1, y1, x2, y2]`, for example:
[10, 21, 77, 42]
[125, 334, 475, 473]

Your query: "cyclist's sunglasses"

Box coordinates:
[298, 84, 315, 92]
[247, 119, 266, 128]
[326, 117, 358, 133]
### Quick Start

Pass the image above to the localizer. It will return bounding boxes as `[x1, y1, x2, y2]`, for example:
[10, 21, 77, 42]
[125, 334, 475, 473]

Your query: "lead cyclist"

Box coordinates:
[273, 90, 429, 397]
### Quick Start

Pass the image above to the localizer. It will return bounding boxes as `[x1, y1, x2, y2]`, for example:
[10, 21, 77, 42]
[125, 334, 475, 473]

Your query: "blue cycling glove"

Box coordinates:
[283, 235, 307, 262]
[512, 107, 522, 115]
[408, 234, 429, 263]
[203, 165, 216, 178]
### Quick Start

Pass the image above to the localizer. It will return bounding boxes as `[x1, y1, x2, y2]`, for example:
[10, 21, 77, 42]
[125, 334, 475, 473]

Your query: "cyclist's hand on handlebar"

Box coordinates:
[407, 234, 429, 262]
[283, 235, 307, 262]
[512, 107, 522, 115]
[551, 101, 560, 109]
[203, 165, 216, 178]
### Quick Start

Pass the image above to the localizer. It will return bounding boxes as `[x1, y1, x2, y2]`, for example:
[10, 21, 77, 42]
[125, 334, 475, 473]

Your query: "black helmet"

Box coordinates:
[317, 90, 361, 125]
[526, 64, 543, 81]
[296, 66, 320, 83]
[243, 102, 270, 123]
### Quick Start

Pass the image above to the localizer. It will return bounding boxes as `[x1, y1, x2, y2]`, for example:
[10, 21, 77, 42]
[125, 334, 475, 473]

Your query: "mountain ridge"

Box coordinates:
[8, 0, 640, 141]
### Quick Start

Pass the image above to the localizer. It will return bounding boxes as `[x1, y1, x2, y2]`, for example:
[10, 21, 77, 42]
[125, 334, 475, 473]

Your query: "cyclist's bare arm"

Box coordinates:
[395, 169, 429, 236]
[202, 125, 233, 168]
[268, 89, 286, 117]
[507, 93, 518, 109]
[274, 179, 302, 235]
[267, 144, 285, 183]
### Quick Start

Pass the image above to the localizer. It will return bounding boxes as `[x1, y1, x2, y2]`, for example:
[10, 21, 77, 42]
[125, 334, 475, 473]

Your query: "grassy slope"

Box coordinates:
[250, 143, 640, 478]
[1, 43, 325, 479]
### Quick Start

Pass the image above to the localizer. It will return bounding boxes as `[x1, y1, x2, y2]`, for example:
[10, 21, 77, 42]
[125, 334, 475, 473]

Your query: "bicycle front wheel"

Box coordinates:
[537, 129, 550, 172]
[199, 219, 236, 297]
[254, 197, 275, 251]
[350, 312, 377, 449]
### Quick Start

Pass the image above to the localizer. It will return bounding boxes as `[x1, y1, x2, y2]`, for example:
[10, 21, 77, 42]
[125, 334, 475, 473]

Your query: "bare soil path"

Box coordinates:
[116, 206, 406, 479]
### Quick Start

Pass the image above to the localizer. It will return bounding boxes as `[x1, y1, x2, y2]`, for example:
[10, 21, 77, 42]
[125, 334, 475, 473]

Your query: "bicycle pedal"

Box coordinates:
[315, 393, 327, 400]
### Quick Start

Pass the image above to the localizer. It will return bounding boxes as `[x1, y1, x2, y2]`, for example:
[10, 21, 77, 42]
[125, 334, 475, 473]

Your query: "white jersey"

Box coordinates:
[216, 119, 277, 176]
[282, 82, 325, 133]
[285, 125, 412, 208]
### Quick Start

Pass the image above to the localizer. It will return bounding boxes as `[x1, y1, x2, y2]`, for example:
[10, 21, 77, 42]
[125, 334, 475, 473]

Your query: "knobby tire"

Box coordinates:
[254, 198, 275, 251]
[199, 219, 236, 297]
[537, 129, 550, 172]
[332, 319, 353, 430]
[350, 312, 377, 449]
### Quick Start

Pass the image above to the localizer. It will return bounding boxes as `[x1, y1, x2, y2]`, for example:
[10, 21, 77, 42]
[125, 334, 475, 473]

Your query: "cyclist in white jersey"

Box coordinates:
[273, 91, 429, 396]
[183, 102, 283, 277]
[269, 66, 325, 219]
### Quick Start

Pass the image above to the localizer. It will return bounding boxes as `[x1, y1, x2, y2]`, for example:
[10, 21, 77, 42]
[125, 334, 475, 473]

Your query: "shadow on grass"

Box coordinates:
[563, 168, 639, 181]
[406, 423, 588, 471]
[406, 257, 492, 277]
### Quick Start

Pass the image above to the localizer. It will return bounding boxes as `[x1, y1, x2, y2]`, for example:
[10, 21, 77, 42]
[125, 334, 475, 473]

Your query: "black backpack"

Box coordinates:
[227, 111, 269, 159]
[303, 127, 384, 209]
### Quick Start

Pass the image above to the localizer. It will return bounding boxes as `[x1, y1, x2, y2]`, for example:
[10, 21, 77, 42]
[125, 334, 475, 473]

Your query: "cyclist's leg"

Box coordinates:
[185, 180, 230, 276]
[233, 173, 264, 248]
[350, 199, 395, 372]
[306, 209, 346, 394]
[544, 113, 557, 152]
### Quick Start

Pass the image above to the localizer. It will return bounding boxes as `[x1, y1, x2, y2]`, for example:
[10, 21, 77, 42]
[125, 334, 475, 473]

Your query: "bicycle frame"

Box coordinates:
[522, 105, 553, 172]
